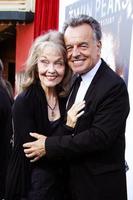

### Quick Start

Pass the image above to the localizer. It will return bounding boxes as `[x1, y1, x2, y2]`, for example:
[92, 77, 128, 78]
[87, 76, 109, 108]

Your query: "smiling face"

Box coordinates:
[37, 45, 65, 90]
[64, 23, 101, 75]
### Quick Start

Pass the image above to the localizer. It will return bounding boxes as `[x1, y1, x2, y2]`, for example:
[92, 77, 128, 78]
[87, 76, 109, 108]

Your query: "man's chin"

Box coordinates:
[71, 67, 85, 74]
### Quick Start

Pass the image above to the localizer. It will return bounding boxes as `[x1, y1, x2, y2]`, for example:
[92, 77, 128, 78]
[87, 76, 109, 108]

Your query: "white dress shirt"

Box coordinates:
[75, 59, 101, 103]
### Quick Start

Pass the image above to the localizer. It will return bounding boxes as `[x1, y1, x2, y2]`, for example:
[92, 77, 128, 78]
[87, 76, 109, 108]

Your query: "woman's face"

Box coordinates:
[37, 46, 65, 89]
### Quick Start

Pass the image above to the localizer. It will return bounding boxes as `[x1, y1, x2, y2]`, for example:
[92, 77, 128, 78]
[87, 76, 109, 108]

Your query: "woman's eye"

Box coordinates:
[40, 60, 49, 64]
[55, 61, 63, 66]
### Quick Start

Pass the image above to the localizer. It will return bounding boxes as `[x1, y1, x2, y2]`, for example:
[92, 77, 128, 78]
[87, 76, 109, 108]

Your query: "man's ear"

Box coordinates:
[97, 40, 102, 55]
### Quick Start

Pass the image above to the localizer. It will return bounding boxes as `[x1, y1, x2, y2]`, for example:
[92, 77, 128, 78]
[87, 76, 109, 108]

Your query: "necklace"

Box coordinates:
[47, 99, 57, 118]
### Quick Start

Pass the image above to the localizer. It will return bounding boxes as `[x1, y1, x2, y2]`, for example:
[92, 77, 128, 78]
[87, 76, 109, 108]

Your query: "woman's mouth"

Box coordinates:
[46, 75, 57, 81]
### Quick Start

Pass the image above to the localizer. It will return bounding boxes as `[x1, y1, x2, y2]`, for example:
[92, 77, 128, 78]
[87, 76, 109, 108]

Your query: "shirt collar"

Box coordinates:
[81, 59, 101, 83]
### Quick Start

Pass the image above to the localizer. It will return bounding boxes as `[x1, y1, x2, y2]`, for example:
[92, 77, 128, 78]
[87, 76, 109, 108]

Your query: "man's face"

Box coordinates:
[64, 23, 101, 75]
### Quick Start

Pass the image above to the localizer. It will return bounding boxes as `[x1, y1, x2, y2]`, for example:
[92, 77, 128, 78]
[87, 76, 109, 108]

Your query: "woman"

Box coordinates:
[6, 31, 85, 200]
[0, 59, 13, 199]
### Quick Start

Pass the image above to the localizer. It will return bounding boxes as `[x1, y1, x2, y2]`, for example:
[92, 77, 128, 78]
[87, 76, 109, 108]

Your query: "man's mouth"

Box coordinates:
[72, 59, 85, 66]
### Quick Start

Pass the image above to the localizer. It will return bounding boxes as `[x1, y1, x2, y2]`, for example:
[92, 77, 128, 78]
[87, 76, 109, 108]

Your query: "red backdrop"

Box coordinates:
[16, 23, 34, 72]
[34, 0, 59, 38]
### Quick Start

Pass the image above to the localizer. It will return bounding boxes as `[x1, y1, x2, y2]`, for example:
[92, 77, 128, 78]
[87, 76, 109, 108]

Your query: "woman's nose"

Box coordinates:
[47, 63, 56, 73]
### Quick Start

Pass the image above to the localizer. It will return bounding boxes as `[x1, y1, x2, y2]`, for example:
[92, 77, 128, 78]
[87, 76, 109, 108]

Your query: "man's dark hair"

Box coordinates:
[63, 14, 102, 41]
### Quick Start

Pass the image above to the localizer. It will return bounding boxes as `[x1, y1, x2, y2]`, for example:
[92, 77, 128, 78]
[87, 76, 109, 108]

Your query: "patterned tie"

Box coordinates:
[67, 76, 82, 110]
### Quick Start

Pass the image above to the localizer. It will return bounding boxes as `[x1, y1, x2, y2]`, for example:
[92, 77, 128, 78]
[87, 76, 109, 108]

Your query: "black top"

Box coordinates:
[0, 85, 13, 199]
[5, 82, 67, 200]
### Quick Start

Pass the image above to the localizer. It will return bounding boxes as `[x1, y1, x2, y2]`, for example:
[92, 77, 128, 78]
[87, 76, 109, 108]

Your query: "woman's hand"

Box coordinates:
[66, 101, 85, 128]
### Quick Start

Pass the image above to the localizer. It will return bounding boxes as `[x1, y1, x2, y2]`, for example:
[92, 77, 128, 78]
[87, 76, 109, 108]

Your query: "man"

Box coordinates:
[23, 15, 130, 200]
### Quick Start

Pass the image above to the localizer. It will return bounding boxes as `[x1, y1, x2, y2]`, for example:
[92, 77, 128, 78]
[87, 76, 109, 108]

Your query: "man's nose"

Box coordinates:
[72, 46, 80, 57]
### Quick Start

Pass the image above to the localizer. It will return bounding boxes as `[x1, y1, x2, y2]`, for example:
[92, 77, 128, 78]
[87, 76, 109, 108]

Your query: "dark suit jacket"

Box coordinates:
[6, 82, 67, 200]
[45, 59, 130, 200]
[0, 85, 13, 199]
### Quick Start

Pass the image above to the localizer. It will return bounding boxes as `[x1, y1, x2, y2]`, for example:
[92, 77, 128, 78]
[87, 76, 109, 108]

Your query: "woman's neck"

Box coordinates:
[42, 85, 60, 121]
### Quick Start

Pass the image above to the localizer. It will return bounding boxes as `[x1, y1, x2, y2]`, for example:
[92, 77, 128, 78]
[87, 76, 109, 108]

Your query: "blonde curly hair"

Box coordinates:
[22, 30, 72, 96]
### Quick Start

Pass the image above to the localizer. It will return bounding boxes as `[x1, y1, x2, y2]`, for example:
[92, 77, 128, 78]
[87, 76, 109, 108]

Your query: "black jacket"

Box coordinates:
[45, 59, 130, 200]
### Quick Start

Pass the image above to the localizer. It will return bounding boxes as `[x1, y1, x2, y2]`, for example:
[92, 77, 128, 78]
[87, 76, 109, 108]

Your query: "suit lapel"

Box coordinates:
[84, 60, 108, 106]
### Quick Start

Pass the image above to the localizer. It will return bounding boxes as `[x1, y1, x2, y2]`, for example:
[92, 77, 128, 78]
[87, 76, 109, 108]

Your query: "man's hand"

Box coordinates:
[23, 132, 47, 162]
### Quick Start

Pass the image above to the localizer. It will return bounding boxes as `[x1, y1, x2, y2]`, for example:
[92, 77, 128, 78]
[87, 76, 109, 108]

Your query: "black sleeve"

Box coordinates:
[12, 94, 36, 146]
[5, 93, 35, 199]
[45, 81, 129, 160]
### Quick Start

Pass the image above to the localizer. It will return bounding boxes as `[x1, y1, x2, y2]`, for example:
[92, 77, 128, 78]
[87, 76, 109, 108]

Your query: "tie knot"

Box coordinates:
[75, 75, 82, 84]
[67, 75, 82, 110]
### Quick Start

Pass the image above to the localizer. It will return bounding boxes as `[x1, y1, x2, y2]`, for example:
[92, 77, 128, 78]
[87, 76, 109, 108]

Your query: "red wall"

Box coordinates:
[16, 22, 34, 72]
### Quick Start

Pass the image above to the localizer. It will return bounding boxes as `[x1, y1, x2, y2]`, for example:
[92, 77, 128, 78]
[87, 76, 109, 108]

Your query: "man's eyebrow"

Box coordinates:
[66, 44, 72, 47]
[80, 42, 88, 45]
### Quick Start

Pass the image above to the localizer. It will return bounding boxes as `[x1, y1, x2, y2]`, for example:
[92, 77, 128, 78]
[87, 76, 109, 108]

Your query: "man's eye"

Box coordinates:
[66, 46, 73, 52]
[80, 44, 88, 49]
